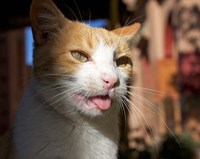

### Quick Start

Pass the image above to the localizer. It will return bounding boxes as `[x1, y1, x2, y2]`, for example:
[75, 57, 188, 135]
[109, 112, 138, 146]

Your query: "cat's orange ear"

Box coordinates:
[112, 23, 141, 38]
[30, 0, 68, 45]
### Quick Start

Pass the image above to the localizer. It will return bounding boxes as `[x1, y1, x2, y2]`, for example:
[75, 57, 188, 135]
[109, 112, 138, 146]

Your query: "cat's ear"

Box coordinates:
[112, 23, 141, 38]
[30, 0, 67, 45]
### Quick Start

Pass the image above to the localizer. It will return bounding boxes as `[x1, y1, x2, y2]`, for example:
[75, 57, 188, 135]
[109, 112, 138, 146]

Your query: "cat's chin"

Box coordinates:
[73, 93, 113, 116]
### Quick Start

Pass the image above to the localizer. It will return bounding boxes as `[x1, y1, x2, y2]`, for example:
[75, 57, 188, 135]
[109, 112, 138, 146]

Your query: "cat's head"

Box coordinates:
[30, 0, 140, 117]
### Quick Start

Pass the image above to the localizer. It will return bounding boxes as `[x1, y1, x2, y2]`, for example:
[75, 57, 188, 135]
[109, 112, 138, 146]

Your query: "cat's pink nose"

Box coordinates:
[102, 75, 119, 90]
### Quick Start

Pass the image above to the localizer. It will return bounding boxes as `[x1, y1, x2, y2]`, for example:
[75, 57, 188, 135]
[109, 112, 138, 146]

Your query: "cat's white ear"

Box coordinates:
[112, 23, 141, 38]
[30, 0, 68, 45]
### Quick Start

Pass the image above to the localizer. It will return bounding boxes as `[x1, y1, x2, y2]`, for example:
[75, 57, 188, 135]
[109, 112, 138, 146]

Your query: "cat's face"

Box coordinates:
[30, 0, 140, 117]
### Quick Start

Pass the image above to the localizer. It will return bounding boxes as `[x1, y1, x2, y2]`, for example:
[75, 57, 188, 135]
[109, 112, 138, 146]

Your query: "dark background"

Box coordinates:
[0, 0, 129, 30]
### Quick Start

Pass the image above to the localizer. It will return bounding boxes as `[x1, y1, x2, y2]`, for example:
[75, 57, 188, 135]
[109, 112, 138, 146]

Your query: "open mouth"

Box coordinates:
[75, 94, 112, 111]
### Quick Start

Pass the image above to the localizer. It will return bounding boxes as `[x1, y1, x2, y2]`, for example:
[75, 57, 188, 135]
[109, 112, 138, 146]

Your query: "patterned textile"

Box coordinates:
[172, 0, 200, 52]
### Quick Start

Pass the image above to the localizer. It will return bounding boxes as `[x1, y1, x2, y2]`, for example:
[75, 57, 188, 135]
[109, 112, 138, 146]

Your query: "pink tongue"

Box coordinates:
[91, 96, 111, 110]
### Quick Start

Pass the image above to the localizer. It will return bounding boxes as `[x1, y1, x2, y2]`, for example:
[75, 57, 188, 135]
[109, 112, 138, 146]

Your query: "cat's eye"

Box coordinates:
[71, 51, 89, 63]
[116, 56, 132, 68]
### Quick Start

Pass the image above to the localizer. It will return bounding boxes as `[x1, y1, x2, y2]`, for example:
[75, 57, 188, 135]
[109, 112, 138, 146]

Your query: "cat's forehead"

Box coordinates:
[60, 21, 129, 55]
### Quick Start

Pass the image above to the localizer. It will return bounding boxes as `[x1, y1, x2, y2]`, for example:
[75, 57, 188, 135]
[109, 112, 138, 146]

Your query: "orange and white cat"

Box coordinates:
[13, 0, 140, 158]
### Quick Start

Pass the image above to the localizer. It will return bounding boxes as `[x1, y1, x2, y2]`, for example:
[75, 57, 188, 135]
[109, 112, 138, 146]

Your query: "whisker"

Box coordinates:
[118, 13, 133, 40]
[128, 86, 173, 96]
[32, 83, 64, 97]
[49, 90, 73, 106]
[31, 86, 78, 116]
[123, 96, 154, 137]
[64, 4, 79, 20]
[27, 83, 68, 110]
[31, 81, 73, 98]
[88, 8, 91, 26]
[121, 96, 144, 135]
[33, 73, 77, 79]
[122, 95, 159, 154]
[43, 95, 77, 120]
[72, 0, 83, 22]
[127, 91, 181, 147]
[119, 98, 128, 131]
[123, 13, 134, 27]
[125, 14, 145, 27]
[128, 91, 161, 113]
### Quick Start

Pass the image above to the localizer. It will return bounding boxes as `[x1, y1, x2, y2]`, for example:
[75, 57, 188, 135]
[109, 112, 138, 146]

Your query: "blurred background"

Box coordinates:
[0, 0, 200, 158]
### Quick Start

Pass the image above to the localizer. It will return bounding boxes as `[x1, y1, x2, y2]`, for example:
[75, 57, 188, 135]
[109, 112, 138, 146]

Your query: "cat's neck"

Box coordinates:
[13, 78, 120, 159]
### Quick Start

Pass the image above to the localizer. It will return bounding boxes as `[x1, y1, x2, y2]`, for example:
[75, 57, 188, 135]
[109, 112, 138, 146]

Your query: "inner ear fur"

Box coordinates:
[30, 0, 67, 45]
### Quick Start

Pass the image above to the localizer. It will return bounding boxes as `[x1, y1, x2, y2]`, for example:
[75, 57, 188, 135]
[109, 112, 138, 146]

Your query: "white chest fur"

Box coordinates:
[13, 79, 120, 159]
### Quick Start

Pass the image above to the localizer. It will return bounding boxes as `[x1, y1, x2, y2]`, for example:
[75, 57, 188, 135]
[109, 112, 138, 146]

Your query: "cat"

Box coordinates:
[12, 0, 140, 158]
